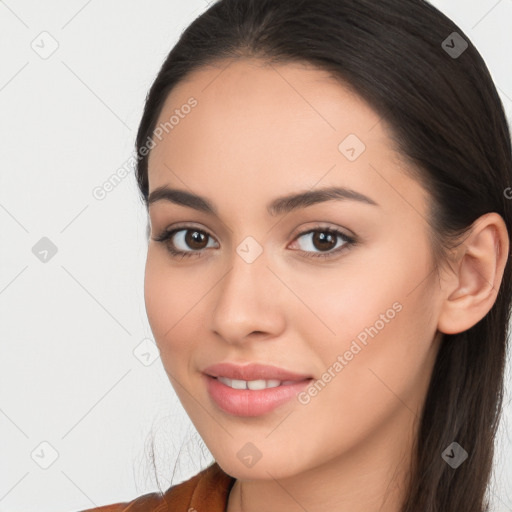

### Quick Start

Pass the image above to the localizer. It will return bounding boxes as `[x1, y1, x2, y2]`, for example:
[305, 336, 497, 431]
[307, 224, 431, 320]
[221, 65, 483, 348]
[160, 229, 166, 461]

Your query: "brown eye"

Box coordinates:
[291, 227, 356, 259]
[153, 227, 218, 258]
[185, 230, 209, 250]
[311, 231, 337, 251]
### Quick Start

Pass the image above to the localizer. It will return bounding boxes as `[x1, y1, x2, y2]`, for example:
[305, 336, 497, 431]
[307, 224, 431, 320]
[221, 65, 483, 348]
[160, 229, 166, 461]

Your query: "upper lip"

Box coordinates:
[203, 362, 313, 382]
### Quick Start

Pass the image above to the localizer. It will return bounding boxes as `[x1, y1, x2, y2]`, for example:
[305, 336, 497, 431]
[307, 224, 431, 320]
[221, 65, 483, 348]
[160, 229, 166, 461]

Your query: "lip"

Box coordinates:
[202, 362, 313, 382]
[203, 374, 313, 417]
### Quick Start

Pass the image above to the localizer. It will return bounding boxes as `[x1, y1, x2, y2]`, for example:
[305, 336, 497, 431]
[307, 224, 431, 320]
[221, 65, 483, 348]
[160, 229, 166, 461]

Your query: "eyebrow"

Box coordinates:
[147, 185, 379, 216]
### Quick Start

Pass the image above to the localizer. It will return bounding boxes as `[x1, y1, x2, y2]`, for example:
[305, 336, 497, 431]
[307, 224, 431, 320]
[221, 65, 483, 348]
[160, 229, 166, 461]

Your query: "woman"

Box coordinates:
[80, 0, 512, 510]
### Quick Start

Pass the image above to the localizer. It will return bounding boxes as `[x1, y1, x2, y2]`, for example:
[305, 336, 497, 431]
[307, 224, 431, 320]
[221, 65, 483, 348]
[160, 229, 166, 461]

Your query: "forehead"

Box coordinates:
[147, 58, 426, 217]
[149, 58, 381, 165]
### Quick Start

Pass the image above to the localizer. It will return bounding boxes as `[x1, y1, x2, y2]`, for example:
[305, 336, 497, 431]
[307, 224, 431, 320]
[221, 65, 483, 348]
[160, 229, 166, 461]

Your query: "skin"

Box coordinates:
[144, 58, 509, 512]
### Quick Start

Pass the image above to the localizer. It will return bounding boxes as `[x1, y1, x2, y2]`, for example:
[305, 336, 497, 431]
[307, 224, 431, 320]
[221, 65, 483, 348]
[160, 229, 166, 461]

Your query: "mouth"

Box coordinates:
[203, 374, 314, 417]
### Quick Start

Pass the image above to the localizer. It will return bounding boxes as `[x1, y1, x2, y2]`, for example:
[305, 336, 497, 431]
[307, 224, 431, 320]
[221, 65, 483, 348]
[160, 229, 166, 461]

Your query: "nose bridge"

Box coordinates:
[211, 238, 284, 341]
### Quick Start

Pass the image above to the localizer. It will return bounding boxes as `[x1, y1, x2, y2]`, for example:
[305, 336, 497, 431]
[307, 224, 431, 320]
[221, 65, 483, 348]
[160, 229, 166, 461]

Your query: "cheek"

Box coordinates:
[278, 254, 395, 355]
[143, 250, 201, 368]
[144, 252, 171, 338]
[296, 243, 437, 440]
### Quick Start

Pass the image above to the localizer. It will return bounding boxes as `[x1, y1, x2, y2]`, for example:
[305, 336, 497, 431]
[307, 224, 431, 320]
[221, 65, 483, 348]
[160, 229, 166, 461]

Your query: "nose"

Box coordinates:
[210, 246, 286, 345]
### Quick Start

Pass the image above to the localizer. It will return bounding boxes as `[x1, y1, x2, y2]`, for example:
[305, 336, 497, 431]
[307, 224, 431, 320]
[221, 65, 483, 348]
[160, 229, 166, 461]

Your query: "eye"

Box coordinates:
[153, 226, 218, 259]
[289, 226, 356, 259]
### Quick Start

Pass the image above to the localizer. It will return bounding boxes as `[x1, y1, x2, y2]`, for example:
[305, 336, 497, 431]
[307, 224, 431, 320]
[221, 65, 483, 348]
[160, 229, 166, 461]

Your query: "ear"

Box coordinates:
[437, 212, 510, 335]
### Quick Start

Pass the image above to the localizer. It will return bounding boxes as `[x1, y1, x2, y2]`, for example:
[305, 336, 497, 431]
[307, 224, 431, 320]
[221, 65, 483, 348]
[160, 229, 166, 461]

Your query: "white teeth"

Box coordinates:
[217, 377, 283, 390]
[248, 379, 281, 390]
[231, 379, 248, 390]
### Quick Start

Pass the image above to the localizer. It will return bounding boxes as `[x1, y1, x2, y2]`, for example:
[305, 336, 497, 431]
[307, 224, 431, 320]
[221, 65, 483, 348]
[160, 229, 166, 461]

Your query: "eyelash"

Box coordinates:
[153, 224, 357, 261]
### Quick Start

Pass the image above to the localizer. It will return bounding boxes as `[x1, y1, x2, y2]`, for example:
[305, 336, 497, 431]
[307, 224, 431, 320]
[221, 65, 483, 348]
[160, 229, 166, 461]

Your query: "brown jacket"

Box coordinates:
[78, 462, 236, 512]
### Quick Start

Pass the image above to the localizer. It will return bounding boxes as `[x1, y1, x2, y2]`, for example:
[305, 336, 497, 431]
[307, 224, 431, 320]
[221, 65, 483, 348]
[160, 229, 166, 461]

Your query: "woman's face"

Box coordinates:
[144, 58, 445, 480]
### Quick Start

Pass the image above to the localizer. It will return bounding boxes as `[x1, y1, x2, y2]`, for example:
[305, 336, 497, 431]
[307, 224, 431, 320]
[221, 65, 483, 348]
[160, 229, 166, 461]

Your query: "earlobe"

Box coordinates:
[437, 213, 509, 335]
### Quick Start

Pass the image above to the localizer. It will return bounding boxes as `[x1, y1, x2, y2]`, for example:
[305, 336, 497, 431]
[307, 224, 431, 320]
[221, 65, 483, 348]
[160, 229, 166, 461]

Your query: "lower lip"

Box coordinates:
[204, 374, 313, 417]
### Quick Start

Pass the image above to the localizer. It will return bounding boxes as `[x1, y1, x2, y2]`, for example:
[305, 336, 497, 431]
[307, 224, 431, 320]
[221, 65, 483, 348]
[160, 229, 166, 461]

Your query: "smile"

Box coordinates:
[204, 374, 313, 417]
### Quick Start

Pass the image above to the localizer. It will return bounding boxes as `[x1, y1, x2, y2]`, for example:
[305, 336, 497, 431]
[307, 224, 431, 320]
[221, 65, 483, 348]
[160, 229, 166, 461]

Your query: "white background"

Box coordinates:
[0, 1, 511, 511]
